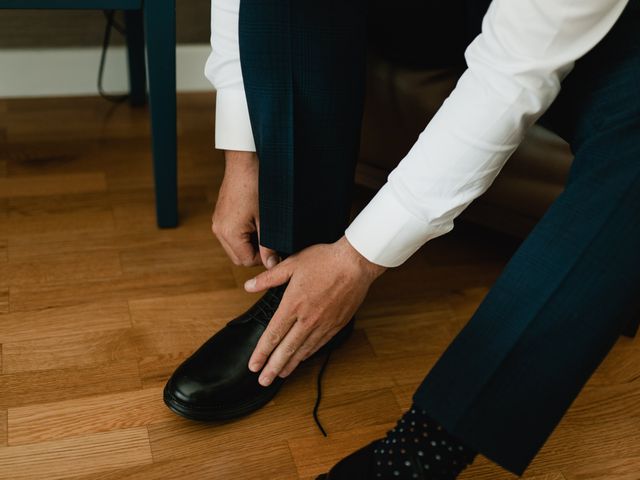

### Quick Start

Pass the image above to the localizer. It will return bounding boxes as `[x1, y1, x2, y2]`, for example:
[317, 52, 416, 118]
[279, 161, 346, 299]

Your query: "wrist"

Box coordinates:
[224, 150, 258, 179]
[224, 150, 258, 169]
[338, 236, 387, 281]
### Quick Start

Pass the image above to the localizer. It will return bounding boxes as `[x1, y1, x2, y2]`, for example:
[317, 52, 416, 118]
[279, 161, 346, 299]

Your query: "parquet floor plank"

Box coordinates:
[0, 93, 637, 479]
[9, 269, 236, 313]
[0, 288, 7, 314]
[0, 239, 7, 262]
[0, 172, 107, 199]
[0, 360, 141, 410]
[0, 408, 6, 448]
[0, 192, 116, 239]
[2, 327, 139, 374]
[0, 300, 131, 344]
[8, 387, 168, 446]
[79, 443, 299, 480]
[0, 427, 153, 480]
[6, 250, 122, 287]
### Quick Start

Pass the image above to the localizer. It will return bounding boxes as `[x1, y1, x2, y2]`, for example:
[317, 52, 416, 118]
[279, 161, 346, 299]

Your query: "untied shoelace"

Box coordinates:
[253, 284, 333, 437]
[313, 349, 333, 437]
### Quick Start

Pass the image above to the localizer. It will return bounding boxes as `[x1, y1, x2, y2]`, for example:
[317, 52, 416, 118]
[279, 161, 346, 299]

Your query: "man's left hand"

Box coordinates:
[244, 236, 386, 386]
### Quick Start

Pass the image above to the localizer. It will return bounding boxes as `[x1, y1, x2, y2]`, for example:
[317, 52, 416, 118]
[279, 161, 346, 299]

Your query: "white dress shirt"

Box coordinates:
[206, 0, 628, 267]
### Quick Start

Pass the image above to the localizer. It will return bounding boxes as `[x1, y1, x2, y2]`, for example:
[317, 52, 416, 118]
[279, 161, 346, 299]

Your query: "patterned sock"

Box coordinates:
[371, 405, 476, 479]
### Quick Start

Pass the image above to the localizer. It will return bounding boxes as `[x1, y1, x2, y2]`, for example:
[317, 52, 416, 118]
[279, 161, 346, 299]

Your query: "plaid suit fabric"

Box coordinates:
[414, 2, 640, 474]
[239, 0, 367, 254]
[238, 0, 640, 475]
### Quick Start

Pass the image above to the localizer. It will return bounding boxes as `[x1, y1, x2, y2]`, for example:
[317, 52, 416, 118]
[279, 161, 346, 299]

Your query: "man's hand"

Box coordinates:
[244, 236, 387, 386]
[212, 150, 279, 269]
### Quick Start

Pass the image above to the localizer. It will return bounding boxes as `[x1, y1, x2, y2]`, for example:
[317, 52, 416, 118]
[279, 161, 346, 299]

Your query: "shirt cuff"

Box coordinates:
[215, 88, 256, 152]
[344, 182, 453, 268]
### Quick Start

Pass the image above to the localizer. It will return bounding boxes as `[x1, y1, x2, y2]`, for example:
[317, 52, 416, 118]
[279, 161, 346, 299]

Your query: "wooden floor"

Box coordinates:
[0, 94, 638, 480]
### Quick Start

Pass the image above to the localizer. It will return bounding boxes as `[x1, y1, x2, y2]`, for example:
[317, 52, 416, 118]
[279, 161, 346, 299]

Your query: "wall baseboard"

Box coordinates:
[0, 44, 212, 98]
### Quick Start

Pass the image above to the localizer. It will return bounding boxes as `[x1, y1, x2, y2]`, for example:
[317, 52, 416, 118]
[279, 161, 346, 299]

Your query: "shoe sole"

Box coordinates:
[163, 318, 355, 422]
[163, 380, 284, 422]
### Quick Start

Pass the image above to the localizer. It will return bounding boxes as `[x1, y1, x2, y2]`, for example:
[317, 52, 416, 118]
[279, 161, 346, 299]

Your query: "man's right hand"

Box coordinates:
[212, 150, 279, 269]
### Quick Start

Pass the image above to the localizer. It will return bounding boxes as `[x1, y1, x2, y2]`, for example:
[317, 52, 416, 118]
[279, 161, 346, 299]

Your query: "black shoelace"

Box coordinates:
[313, 349, 333, 436]
[251, 285, 287, 322]
[254, 284, 334, 436]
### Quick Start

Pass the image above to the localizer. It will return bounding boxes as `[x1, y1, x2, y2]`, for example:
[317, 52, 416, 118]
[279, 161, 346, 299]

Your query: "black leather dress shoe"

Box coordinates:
[163, 284, 355, 421]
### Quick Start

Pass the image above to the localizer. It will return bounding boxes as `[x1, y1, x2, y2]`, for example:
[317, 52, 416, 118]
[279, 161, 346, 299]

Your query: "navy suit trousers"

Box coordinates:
[238, 0, 640, 475]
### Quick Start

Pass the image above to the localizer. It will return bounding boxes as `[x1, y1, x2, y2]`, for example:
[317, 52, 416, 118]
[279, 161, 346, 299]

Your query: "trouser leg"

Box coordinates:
[237, 0, 482, 255]
[413, 3, 640, 475]
[238, 0, 367, 255]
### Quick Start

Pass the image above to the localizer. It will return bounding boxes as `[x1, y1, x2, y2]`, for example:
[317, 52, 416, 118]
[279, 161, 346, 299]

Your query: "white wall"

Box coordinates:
[0, 44, 212, 97]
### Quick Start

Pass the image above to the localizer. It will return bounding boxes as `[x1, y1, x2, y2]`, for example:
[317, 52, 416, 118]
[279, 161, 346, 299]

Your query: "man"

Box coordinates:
[164, 0, 640, 478]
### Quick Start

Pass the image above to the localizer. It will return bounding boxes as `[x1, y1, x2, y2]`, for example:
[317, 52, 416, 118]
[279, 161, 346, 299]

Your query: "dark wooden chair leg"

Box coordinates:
[144, 0, 178, 228]
[124, 9, 147, 107]
[622, 316, 640, 339]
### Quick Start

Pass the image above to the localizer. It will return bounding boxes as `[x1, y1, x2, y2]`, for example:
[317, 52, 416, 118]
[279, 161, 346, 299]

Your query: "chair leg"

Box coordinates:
[124, 9, 147, 107]
[622, 316, 640, 338]
[144, 0, 178, 228]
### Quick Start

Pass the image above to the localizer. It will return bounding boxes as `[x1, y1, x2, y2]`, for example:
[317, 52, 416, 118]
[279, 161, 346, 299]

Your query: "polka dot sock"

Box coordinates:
[371, 405, 476, 479]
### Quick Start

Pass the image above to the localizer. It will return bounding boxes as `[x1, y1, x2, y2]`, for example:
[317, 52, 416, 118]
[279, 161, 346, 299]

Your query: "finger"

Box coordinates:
[232, 231, 261, 267]
[302, 327, 341, 361]
[260, 244, 279, 269]
[212, 221, 259, 267]
[248, 303, 296, 373]
[214, 231, 243, 266]
[256, 218, 280, 269]
[258, 320, 312, 386]
[279, 325, 328, 378]
[244, 259, 293, 293]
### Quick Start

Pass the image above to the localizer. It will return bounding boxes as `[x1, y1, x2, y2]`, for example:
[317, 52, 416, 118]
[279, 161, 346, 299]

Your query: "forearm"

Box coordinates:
[346, 0, 629, 268]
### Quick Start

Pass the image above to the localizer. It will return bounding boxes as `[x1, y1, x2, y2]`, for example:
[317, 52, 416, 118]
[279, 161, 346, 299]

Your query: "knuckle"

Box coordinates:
[298, 342, 313, 357]
[221, 227, 235, 240]
[267, 329, 281, 346]
[214, 224, 234, 241]
[282, 343, 297, 357]
[297, 315, 316, 328]
[241, 256, 257, 267]
[262, 367, 276, 379]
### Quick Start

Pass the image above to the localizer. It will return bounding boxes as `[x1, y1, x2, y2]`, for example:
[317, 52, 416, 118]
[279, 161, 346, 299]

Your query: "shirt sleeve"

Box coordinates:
[205, 0, 256, 152]
[345, 0, 629, 267]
